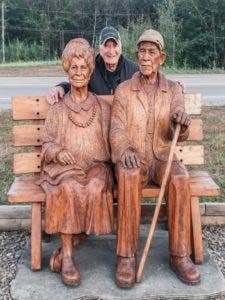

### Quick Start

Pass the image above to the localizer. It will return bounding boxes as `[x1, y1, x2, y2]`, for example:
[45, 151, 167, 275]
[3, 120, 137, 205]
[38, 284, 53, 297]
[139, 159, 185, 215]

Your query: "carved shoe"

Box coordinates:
[115, 256, 136, 288]
[49, 248, 62, 273]
[170, 256, 200, 285]
[61, 256, 81, 287]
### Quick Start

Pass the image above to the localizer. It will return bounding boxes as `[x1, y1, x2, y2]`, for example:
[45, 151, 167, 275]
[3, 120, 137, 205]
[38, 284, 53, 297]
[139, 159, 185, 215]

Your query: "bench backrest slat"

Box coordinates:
[12, 119, 203, 147]
[13, 145, 204, 175]
[11, 93, 203, 175]
[12, 94, 202, 120]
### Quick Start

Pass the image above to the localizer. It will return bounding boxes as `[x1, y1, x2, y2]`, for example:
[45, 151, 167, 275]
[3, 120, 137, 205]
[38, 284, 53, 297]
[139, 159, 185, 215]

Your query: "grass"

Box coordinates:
[0, 60, 60, 68]
[198, 107, 225, 202]
[0, 60, 225, 76]
[0, 107, 225, 204]
[0, 110, 14, 204]
[162, 66, 225, 74]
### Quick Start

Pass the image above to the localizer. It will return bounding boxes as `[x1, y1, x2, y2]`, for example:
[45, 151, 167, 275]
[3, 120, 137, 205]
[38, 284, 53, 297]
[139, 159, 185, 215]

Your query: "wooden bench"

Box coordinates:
[7, 94, 220, 271]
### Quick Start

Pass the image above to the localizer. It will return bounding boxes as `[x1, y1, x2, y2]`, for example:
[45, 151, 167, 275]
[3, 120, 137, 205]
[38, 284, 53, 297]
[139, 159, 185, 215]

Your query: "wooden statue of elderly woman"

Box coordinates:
[37, 38, 114, 286]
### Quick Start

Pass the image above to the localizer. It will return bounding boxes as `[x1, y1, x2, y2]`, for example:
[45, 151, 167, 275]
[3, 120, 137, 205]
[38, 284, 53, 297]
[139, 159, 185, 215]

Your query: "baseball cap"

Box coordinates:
[137, 29, 164, 51]
[99, 26, 121, 46]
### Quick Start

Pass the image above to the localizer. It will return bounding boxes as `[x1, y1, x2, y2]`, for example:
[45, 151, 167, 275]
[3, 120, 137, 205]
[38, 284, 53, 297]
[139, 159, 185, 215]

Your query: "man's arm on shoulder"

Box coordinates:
[57, 82, 71, 94]
[46, 82, 71, 105]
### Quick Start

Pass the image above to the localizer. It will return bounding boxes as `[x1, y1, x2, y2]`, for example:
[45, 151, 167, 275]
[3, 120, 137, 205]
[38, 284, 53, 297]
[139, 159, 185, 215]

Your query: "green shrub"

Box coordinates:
[4, 39, 55, 62]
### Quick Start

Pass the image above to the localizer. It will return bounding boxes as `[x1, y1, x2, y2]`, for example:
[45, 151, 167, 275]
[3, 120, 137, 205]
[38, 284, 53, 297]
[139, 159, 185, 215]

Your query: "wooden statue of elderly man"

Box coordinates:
[110, 29, 200, 288]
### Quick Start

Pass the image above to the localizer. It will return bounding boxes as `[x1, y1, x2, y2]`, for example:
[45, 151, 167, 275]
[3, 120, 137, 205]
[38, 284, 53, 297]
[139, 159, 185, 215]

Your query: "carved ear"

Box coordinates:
[160, 52, 166, 65]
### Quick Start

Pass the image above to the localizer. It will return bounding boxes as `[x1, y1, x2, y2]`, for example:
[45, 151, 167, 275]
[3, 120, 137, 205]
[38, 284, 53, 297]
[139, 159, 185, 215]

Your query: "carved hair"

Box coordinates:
[62, 38, 95, 74]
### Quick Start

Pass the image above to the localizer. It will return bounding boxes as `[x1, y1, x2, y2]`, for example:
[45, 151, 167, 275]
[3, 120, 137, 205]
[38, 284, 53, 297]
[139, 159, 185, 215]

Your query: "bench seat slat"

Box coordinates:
[8, 171, 220, 203]
[12, 93, 202, 120]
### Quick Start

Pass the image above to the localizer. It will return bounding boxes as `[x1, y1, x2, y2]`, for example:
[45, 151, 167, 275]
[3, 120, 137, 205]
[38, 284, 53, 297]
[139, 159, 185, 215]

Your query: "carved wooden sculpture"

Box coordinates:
[37, 39, 114, 286]
[110, 29, 200, 288]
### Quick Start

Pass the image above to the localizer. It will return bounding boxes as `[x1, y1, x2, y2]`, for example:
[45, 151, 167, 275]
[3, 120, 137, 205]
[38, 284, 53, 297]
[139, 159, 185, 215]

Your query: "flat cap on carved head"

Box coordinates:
[137, 29, 164, 51]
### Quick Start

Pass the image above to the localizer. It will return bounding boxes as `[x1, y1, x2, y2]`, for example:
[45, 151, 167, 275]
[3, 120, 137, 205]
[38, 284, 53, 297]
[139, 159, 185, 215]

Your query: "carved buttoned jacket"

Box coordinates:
[110, 71, 189, 163]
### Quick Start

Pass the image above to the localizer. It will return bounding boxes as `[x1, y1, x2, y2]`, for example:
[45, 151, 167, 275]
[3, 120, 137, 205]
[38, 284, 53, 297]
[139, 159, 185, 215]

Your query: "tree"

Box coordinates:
[157, 0, 181, 67]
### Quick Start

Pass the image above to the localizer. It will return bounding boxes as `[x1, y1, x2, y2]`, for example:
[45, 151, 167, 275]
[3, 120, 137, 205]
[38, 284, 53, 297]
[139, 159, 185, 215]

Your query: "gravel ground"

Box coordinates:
[0, 231, 27, 300]
[203, 225, 225, 277]
[0, 226, 224, 300]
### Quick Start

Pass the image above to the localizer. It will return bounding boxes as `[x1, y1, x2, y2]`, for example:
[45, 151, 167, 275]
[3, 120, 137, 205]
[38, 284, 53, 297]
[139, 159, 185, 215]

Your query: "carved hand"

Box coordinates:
[172, 110, 190, 132]
[177, 81, 185, 93]
[46, 86, 65, 105]
[56, 150, 76, 165]
[121, 148, 141, 169]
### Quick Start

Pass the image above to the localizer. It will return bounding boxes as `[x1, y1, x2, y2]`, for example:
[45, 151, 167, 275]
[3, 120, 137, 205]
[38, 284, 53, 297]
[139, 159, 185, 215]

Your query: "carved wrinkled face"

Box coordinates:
[137, 41, 165, 77]
[68, 57, 91, 88]
[99, 39, 122, 67]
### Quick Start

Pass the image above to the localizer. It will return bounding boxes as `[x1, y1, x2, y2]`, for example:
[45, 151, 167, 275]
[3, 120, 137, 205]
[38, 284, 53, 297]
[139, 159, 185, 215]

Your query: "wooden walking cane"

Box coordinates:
[136, 123, 181, 283]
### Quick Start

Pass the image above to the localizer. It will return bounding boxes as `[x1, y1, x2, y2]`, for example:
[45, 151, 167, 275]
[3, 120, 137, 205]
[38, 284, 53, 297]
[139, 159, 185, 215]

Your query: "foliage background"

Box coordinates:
[1, 0, 225, 68]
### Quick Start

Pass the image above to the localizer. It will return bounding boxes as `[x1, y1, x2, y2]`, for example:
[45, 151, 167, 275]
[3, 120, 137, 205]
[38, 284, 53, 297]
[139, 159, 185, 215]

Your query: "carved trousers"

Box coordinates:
[116, 160, 191, 258]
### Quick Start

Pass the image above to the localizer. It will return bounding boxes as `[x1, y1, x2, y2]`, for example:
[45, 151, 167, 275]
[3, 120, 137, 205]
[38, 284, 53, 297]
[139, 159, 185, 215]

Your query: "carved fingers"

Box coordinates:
[177, 81, 185, 93]
[121, 148, 141, 169]
[172, 110, 191, 128]
[46, 86, 65, 105]
[57, 150, 76, 165]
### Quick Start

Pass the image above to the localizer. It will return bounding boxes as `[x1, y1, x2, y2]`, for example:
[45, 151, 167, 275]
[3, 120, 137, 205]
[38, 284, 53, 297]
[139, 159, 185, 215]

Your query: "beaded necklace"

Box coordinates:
[66, 94, 97, 128]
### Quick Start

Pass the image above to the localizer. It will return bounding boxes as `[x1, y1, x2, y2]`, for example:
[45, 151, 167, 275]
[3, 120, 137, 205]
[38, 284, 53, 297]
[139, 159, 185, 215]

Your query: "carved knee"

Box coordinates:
[117, 164, 141, 179]
[170, 172, 189, 185]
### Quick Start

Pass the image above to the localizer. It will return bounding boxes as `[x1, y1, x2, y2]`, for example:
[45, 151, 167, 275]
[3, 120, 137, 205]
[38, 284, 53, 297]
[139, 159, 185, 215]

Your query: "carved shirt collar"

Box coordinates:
[64, 92, 96, 113]
[131, 71, 168, 92]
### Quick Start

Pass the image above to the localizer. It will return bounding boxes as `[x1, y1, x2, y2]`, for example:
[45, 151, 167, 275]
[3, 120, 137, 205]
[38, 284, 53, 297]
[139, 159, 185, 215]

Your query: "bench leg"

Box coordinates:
[31, 202, 42, 270]
[190, 196, 203, 264]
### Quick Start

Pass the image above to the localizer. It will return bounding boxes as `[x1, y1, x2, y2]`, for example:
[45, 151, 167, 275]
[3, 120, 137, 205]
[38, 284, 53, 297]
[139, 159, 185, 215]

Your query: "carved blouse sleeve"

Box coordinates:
[41, 104, 63, 164]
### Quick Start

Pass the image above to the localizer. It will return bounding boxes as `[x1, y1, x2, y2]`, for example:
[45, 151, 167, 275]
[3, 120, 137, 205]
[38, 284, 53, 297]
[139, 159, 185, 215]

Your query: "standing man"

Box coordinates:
[47, 26, 138, 103]
[110, 29, 200, 288]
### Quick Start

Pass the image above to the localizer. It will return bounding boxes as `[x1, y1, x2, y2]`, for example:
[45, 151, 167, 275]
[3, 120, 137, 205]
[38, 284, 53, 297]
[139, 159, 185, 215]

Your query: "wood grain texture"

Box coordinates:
[13, 146, 204, 175]
[14, 153, 41, 174]
[8, 171, 220, 203]
[12, 96, 49, 120]
[7, 177, 45, 203]
[175, 145, 204, 165]
[201, 216, 225, 226]
[184, 93, 202, 115]
[0, 205, 31, 219]
[13, 125, 43, 146]
[205, 203, 225, 216]
[188, 170, 220, 196]
[31, 202, 42, 270]
[12, 119, 203, 147]
[12, 93, 202, 120]
[191, 196, 203, 264]
[0, 219, 31, 231]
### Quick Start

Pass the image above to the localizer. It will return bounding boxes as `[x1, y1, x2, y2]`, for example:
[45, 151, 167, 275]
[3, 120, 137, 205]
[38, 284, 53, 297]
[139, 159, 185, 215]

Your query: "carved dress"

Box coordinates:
[38, 93, 114, 235]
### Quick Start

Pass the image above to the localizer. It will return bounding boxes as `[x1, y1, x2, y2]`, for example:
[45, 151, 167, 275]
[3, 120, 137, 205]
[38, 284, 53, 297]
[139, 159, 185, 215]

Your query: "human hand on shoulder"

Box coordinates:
[46, 86, 65, 105]
[121, 148, 141, 169]
[177, 81, 185, 93]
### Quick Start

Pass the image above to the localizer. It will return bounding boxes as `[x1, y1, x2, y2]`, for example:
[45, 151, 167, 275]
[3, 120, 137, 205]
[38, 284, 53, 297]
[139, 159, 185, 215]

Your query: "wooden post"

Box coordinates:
[31, 202, 42, 270]
[1, 1, 5, 63]
[191, 196, 203, 264]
